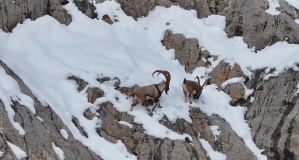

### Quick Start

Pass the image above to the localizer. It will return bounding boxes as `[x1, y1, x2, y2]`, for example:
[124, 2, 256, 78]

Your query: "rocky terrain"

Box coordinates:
[1, 0, 299, 159]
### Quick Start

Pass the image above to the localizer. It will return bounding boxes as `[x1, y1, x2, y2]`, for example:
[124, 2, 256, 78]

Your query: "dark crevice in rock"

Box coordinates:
[270, 99, 296, 160]
[72, 116, 88, 138]
[60, 0, 69, 5]
[283, 116, 295, 160]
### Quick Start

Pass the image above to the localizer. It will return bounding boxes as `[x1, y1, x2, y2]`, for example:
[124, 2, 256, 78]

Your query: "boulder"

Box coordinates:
[162, 30, 210, 73]
[223, 82, 246, 105]
[209, 60, 247, 90]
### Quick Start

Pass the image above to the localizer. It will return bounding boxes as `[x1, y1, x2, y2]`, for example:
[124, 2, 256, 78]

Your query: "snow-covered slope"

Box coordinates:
[1, 1, 299, 160]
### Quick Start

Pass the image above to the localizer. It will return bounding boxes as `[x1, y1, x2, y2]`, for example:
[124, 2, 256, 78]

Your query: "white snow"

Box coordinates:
[250, 97, 255, 102]
[119, 121, 133, 128]
[52, 142, 65, 160]
[60, 129, 69, 140]
[210, 125, 220, 140]
[7, 141, 27, 160]
[266, 0, 281, 15]
[199, 139, 226, 160]
[285, 0, 299, 10]
[1, 0, 299, 160]
[221, 77, 245, 89]
[295, 19, 299, 25]
[37, 116, 44, 122]
[0, 65, 35, 136]
[0, 150, 3, 157]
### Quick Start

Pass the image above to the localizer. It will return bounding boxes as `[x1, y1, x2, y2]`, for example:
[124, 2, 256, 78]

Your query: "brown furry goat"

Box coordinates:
[130, 70, 171, 111]
[182, 76, 210, 104]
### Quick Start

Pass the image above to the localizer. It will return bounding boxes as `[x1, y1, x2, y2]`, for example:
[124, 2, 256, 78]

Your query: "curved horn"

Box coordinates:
[152, 70, 171, 84]
[194, 76, 200, 83]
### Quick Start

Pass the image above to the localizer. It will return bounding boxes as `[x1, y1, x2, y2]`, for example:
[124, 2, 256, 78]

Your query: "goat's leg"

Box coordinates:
[130, 98, 139, 111]
[183, 90, 187, 103]
[131, 103, 138, 111]
[152, 99, 160, 111]
[155, 98, 161, 108]
[187, 93, 192, 104]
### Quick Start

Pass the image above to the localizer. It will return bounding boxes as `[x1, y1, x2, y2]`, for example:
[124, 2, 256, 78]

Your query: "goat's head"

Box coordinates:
[152, 70, 171, 94]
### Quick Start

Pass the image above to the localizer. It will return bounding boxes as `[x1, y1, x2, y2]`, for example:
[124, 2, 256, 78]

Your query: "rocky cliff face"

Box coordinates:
[0, 62, 102, 160]
[245, 70, 299, 160]
[1, 0, 299, 160]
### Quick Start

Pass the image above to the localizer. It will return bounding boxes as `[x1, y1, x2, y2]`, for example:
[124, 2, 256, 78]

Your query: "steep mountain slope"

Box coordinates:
[0, 0, 299, 160]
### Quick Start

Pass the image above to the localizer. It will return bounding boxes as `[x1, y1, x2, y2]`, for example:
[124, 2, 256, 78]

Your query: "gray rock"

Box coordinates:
[97, 102, 210, 160]
[161, 30, 202, 73]
[0, 0, 72, 32]
[210, 114, 257, 160]
[209, 60, 247, 90]
[116, 0, 299, 50]
[115, 0, 228, 19]
[246, 70, 299, 160]
[68, 75, 88, 92]
[86, 87, 105, 104]
[223, 82, 246, 105]
[74, 0, 98, 19]
[225, 0, 299, 50]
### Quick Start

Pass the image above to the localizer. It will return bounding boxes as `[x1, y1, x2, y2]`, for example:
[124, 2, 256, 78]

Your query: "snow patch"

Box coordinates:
[266, 0, 281, 15]
[0, 151, 3, 158]
[119, 121, 133, 128]
[60, 129, 69, 140]
[210, 126, 220, 140]
[7, 141, 27, 160]
[199, 139, 226, 160]
[285, 0, 299, 10]
[52, 142, 65, 160]
[37, 116, 43, 122]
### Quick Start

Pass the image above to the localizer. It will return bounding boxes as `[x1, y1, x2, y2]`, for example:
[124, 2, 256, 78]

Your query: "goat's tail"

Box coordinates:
[202, 78, 211, 88]
[183, 78, 187, 84]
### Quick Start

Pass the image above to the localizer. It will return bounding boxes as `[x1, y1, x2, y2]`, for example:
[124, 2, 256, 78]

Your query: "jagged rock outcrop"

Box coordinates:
[73, 0, 98, 19]
[115, 0, 229, 19]
[1, 0, 298, 49]
[162, 30, 210, 73]
[96, 100, 256, 160]
[224, 0, 299, 50]
[209, 60, 247, 89]
[210, 114, 256, 160]
[97, 102, 209, 160]
[223, 82, 246, 105]
[0, 0, 72, 32]
[116, 0, 299, 50]
[246, 69, 299, 160]
[0, 61, 102, 160]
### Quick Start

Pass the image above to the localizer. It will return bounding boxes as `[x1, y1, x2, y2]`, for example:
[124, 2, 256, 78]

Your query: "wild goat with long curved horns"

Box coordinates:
[130, 70, 171, 111]
[182, 76, 210, 104]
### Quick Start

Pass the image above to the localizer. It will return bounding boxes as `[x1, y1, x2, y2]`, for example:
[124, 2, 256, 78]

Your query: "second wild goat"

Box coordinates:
[182, 76, 210, 104]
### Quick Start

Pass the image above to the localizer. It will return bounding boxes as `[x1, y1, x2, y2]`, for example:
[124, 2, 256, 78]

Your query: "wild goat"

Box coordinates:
[130, 70, 171, 111]
[182, 76, 210, 104]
